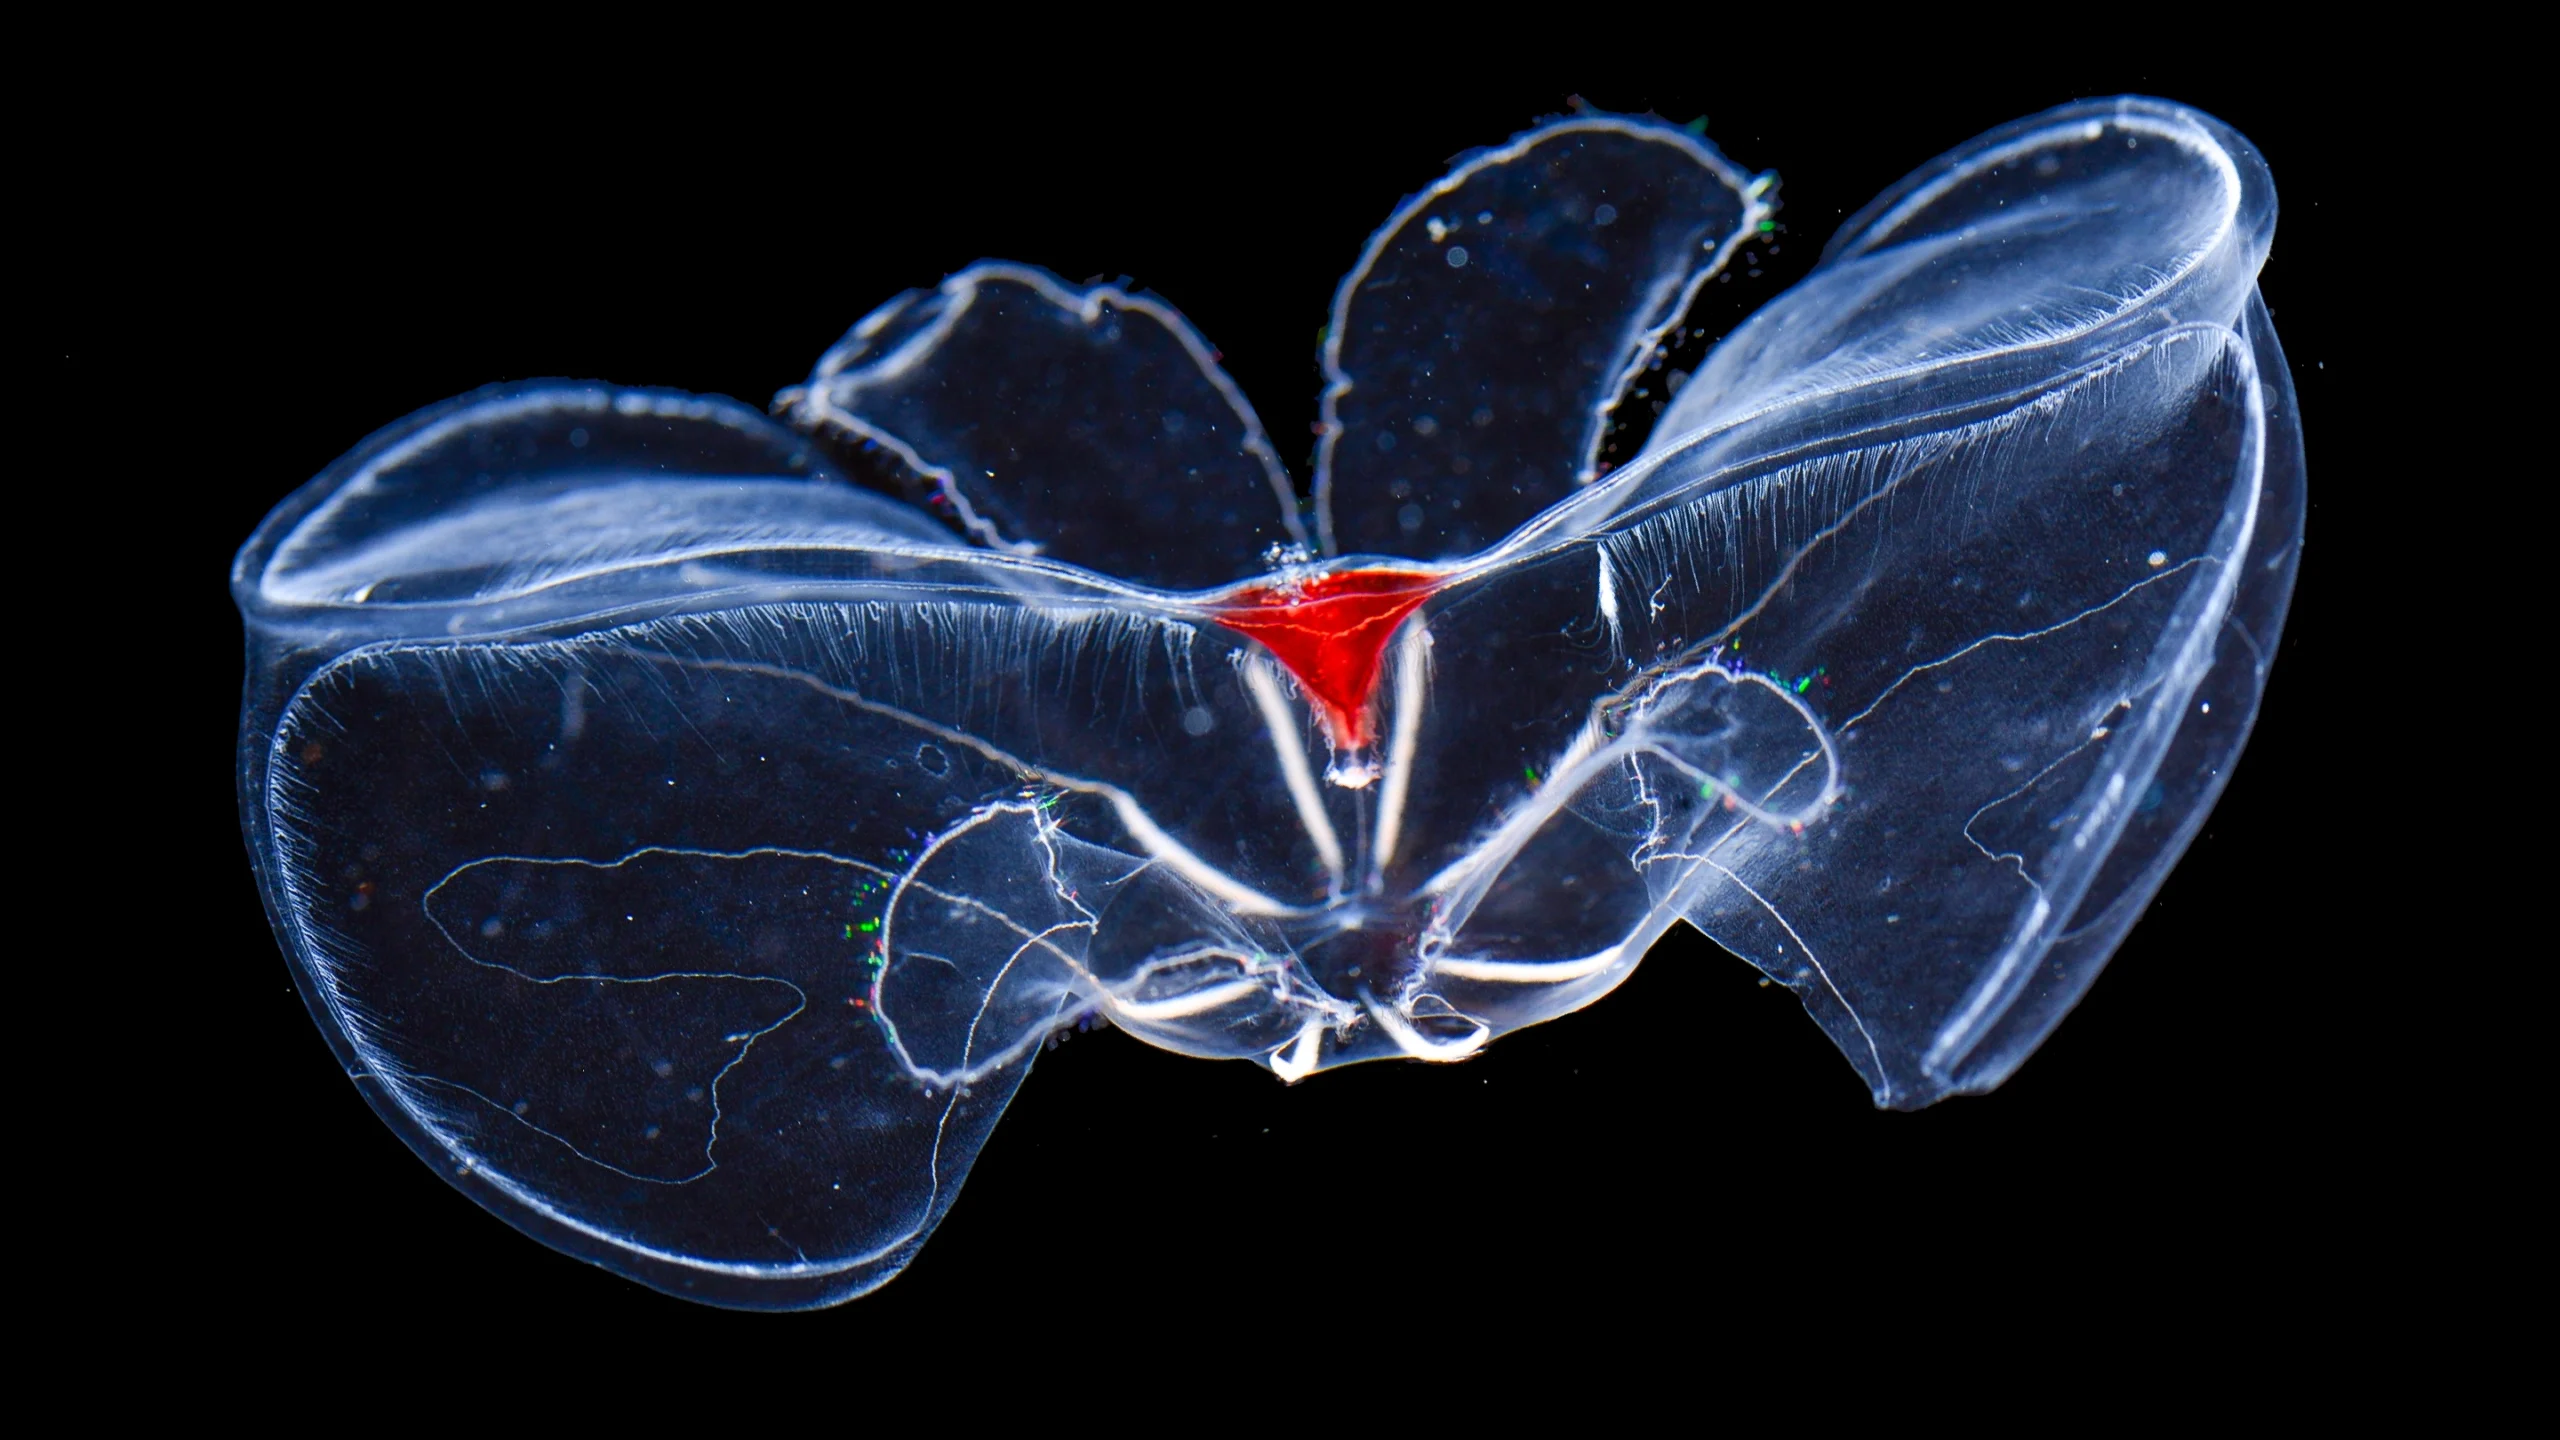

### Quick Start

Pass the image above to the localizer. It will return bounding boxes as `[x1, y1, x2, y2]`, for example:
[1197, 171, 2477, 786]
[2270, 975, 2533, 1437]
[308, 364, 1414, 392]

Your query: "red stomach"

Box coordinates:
[1212, 568, 1443, 749]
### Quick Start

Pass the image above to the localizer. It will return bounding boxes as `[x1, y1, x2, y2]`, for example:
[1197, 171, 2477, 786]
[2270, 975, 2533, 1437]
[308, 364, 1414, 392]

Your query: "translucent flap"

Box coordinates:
[1649, 97, 2273, 468]
[1316, 116, 1766, 561]
[779, 264, 1306, 591]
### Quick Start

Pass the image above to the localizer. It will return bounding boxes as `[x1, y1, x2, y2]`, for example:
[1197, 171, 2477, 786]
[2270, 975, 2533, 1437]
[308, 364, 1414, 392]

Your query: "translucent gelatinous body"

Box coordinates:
[235, 100, 2303, 1308]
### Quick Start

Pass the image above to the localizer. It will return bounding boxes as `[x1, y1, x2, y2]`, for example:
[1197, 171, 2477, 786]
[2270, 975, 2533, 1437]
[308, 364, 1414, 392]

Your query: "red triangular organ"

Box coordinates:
[1212, 569, 1441, 749]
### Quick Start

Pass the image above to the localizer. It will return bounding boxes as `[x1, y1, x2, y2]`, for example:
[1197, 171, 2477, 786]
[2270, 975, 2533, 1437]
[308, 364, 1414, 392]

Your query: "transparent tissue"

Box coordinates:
[234, 99, 2303, 1307]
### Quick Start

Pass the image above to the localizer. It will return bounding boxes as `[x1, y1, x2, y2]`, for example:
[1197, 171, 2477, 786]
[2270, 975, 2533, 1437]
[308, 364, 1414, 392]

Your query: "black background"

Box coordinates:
[73, 55, 2379, 1348]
